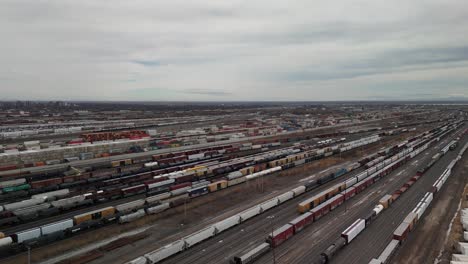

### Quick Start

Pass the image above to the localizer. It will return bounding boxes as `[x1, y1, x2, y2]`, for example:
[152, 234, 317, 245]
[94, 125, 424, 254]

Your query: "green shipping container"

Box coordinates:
[3, 184, 31, 193]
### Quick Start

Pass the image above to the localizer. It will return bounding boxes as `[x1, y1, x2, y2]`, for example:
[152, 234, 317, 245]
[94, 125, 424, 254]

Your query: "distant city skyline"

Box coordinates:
[1, 1, 467, 101]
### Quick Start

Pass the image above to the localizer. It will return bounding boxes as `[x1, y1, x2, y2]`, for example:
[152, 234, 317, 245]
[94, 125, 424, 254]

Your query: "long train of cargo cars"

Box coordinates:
[0, 133, 389, 252]
[123, 121, 464, 264]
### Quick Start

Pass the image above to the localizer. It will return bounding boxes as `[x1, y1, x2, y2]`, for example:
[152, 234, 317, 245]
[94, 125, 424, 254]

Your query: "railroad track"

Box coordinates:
[0, 131, 386, 233]
[157, 129, 464, 264]
[254, 128, 467, 264]
[0, 124, 445, 264]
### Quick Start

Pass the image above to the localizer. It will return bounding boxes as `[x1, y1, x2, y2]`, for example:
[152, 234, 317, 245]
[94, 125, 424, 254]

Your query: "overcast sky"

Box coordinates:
[1, 0, 467, 101]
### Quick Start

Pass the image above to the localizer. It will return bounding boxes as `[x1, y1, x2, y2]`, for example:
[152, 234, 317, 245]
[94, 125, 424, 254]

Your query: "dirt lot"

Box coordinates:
[391, 156, 468, 264]
[2, 134, 414, 264]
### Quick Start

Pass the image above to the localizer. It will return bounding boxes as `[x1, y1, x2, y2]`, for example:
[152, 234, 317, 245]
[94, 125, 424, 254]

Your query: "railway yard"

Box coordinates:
[0, 102, 467, 264]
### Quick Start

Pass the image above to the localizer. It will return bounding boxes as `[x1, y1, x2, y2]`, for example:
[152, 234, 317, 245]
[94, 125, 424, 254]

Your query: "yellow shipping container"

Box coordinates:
[208, 180, 228, 192]
[186, 165, 206, 172]
[74, 206, 116, 225]
[297, 203, 310, 213]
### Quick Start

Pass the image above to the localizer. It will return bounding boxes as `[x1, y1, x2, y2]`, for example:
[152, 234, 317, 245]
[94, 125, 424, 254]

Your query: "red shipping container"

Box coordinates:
[289, 212, 314, 234]
[122, 184, 146, 195]
[355, 182, 367, 193]
[365, 178, 374, 187]
[31, 177, 63, 189]
[268, 224, 294, 247]
[144, 176, 169, 185]
[342, 187, 356, 200]
[170, 182, 192, 191]
[330, 194, 344, 210]
[393, 222, 410, 241]
[311, 202, 331, 221]
[63, 175, 76, 183]
[0, 165, 18, 171]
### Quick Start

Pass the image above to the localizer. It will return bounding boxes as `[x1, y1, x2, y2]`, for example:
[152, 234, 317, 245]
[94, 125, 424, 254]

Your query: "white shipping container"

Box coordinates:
[16, 228, 41, 243]
[116, 200, 146, 214]
[228, 176, 246, 187]
[239, 206, 261, 222]
[119, 209, 146, 224]
[423, 192, 433, 205]
[292, 186, 306, 196]
[378, 239, 399, 263]
[260, 198, 279, 212]
[125, 256, 147, 264]
[236, 243, 270, 264]
[357, 172, 369, 182]
[170, 186, 191, 196]
[31, 189, 70, 201]
[52, 195, 86, 209]
[41, 219, 74, 235]
[459, 242, 468, 255]
[13, 203, 51, 216]
[0, 178, 26, 188]
[341, 219, 365, 244]
[373, 205, 384, 215]
[146, 203, 170, 215]
[277, 191, 294, 203]
[148, 179, 175, 189]
[145, 240, 185, 263]
[184, 226, 216, 248]
[0, 237, 13, 247]
[4, 198, 45, 211]
[214, 215, 241, 233]
[294, 159, 305, 166]
[146, 193, 171, 205]
[453, 254, 468, 261]
[227, 171, 244, 180]
[188, 153, 205, 160]
[345, 177, 358, 188]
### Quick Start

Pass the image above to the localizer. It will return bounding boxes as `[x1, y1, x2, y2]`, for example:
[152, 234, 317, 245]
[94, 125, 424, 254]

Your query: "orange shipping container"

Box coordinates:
[35, 161, 45, 167]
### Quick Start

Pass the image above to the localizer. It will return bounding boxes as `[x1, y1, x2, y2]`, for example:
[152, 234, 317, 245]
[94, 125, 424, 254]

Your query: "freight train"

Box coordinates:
[318, 132, 467, 264]
[0, 135, 386, 253]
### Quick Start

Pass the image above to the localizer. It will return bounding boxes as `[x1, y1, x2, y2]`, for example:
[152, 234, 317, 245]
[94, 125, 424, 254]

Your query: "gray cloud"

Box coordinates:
[0, 0, 467, 101]
[182, 89, 232, 96]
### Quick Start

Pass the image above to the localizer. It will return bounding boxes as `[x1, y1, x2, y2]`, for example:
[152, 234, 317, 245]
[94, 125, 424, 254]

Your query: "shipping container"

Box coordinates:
[232, 243, 270, 264]
[289, 212, 313, 233]
[14, 228, 41, 243]
[144, 240, 185, 263]
[73, 206, 116, 225]
[214, 215, 241, 233]
[267, 224, 294, 247]
[341, 219, 365, 244]
[41, 219, 74, 235]
[184, 226, 216, 248]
